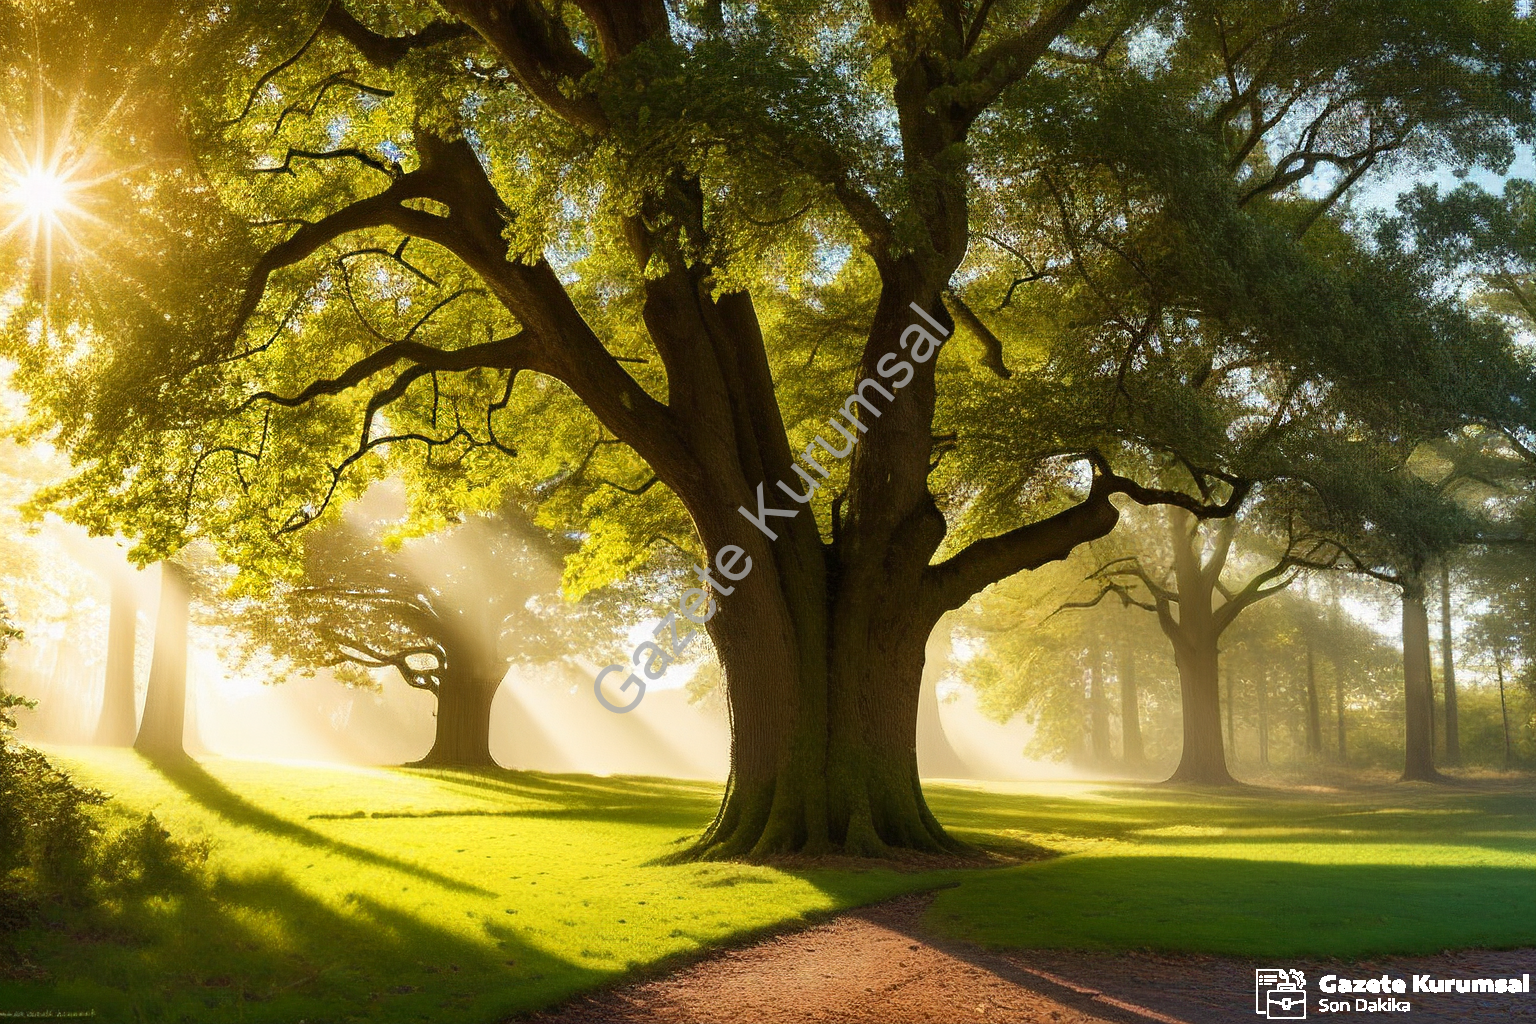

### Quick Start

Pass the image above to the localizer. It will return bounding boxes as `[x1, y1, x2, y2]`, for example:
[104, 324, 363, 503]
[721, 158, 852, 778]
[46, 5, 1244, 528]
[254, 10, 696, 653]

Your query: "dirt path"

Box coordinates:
[525, 894, 1536, 1024]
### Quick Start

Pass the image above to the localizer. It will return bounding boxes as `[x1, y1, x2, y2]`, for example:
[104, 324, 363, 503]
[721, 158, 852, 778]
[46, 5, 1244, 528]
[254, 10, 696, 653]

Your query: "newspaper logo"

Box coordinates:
[1257, 969, 1307, 1019]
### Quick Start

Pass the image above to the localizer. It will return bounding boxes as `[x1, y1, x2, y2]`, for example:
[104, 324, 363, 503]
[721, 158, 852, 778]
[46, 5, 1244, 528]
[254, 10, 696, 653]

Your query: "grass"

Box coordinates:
[5, 750, 1535, 1022]
[925, 775, 1536, 958]
[3, 749, 942, 1023]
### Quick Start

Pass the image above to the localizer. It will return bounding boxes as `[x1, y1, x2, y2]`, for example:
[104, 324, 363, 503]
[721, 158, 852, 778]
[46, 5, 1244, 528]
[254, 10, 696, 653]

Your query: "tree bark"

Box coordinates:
[1116, 636, 1145, 767]
[134, 561, 190, 760]
[1400, 581, 1441, 782]
[94, 581, 138, 746]
[1439, 562, 1459, 765]
[1167, 634, 1233, 784]
[413, 671, 502, 767]
[1304, 635, 1322, 756]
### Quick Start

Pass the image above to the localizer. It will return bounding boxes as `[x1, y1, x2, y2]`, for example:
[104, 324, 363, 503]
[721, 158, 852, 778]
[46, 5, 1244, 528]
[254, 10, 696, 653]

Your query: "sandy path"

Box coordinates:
[524, 894, 1536, 1024]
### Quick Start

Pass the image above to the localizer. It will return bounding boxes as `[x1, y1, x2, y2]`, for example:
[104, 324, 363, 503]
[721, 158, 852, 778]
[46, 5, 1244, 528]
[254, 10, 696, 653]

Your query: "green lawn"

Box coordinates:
[6, 750, 1535, 1023]
[926, 777, 1536, 958]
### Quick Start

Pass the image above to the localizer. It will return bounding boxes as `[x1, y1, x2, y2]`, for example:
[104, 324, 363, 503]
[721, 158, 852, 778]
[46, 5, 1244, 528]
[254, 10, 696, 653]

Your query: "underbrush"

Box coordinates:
[0, 688, 209, 943]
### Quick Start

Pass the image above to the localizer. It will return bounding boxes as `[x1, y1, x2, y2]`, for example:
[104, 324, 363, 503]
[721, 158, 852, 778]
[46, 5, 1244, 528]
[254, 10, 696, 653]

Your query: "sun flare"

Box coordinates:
[2, 156, 80, 232]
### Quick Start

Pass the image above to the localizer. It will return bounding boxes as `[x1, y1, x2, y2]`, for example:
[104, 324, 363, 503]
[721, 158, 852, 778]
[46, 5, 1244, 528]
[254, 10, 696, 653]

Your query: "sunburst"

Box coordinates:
[0, 108, 115, 300]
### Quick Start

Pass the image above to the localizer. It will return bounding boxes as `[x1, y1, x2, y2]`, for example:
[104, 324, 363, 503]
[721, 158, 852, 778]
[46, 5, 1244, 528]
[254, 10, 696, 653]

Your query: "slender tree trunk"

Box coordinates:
[94, 581, 138, 746]
[916, 671, 968, 778]
[1335, 662, 1347, 763]
[1257, 665, 1270, 766]
[1088, 639, 1111, 766]
[414, 672, 502, 767]
[1224, 661, 1235, 761]
[1304, 636, 1322, 756]
[1117, 636, 1145, 767]
[1496, 651, 1511, 770]
[134, 562, 190, 760]
[1439, 562, 1459, 765]
[1400, 581, 1440, 782]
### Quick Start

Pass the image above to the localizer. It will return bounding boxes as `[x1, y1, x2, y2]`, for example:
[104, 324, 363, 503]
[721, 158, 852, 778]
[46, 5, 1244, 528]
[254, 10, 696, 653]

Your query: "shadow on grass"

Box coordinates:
[924, 781, 1536, 854]
[144, 755, 496, 896]
[925, 855, 1536, 958]
[388, 766, 724, 830]
[2, 862, 593, 1023]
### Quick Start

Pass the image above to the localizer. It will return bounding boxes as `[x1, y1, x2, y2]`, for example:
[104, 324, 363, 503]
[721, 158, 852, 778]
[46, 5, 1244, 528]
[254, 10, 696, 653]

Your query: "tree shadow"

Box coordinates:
[143, 754, 496, 896]
[3, 864, 591, 1023]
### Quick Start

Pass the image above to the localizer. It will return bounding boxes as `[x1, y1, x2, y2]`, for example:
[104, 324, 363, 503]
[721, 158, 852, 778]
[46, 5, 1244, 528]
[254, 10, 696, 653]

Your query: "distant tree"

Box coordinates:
[132, 562, 194, 761]
[213, 500, 594, 766]
[1070, 495, 1340, 783]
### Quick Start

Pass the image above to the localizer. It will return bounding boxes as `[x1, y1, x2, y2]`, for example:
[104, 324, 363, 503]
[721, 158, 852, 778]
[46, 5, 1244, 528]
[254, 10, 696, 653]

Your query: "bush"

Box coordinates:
[1, 673, 208, 929]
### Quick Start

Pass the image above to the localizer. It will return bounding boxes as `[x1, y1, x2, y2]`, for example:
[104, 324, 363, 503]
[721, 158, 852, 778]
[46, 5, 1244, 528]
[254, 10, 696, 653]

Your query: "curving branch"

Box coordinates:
[944, 289, 1012, 379]
[273, 73, 395, 135]
[252, 146, 398, 180]
[319, 1, 472, 68]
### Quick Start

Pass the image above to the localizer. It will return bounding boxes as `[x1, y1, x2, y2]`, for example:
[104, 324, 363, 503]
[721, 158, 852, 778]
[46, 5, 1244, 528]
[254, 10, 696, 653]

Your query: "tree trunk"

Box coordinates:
[1400, 582, 1440, 782]
[134, 561, 190, 760]
[1257, 665, 1270, 766]
[1335, 662, 1347, 763]
[1496, 651, 1511, 770]
[1304, 635, 1322, 756]
[1439, 562, 1459, 765]
[1116, 636, 1145, 767]
[1088, 640, 1111, 766]
[916, 672, 969, 779]
[93, 581, 138, 746]
[414, 672, 502, 767]
[1167, 632, 1234, 784]
[1224, 662, 1235, 760]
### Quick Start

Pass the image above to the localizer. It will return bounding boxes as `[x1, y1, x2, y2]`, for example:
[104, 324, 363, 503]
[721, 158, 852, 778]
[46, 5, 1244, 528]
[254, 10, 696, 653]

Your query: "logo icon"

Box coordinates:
[1256, 969, 1307, 1019]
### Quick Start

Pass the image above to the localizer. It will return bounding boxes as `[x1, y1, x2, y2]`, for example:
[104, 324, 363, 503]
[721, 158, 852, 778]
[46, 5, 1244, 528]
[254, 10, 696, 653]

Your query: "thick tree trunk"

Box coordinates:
[1116, 637, 1145, 767]
[1304, 636, 1322, 756]
[94, 582, 138, 746]
[1400, 583, 1441, 782]
[1088, 641, 1111, 766]
[1167, 634, 1234, 784]
[134, 562, 190, 760]
[1439, 563, 1459, 765]
[414, 672, 502, 767]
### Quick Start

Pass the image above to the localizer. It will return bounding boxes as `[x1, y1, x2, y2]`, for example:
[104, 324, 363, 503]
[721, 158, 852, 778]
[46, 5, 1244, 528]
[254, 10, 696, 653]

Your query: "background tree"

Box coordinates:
[1072, 495, 1340, 783]
[211, 494, 597, 767]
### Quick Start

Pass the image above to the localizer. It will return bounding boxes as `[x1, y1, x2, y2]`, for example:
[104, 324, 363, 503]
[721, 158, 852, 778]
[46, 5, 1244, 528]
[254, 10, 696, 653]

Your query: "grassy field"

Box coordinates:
[926, 775, 1536, 958]
[5, 750, 1535, 1023]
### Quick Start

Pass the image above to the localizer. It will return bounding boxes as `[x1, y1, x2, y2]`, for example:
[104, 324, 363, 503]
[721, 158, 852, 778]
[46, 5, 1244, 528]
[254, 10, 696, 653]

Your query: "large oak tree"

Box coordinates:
[5, 0, 1535, 855]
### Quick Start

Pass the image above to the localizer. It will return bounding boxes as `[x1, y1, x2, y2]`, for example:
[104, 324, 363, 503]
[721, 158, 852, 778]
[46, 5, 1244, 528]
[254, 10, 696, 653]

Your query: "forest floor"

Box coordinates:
[3, 749, 1534, 1023]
